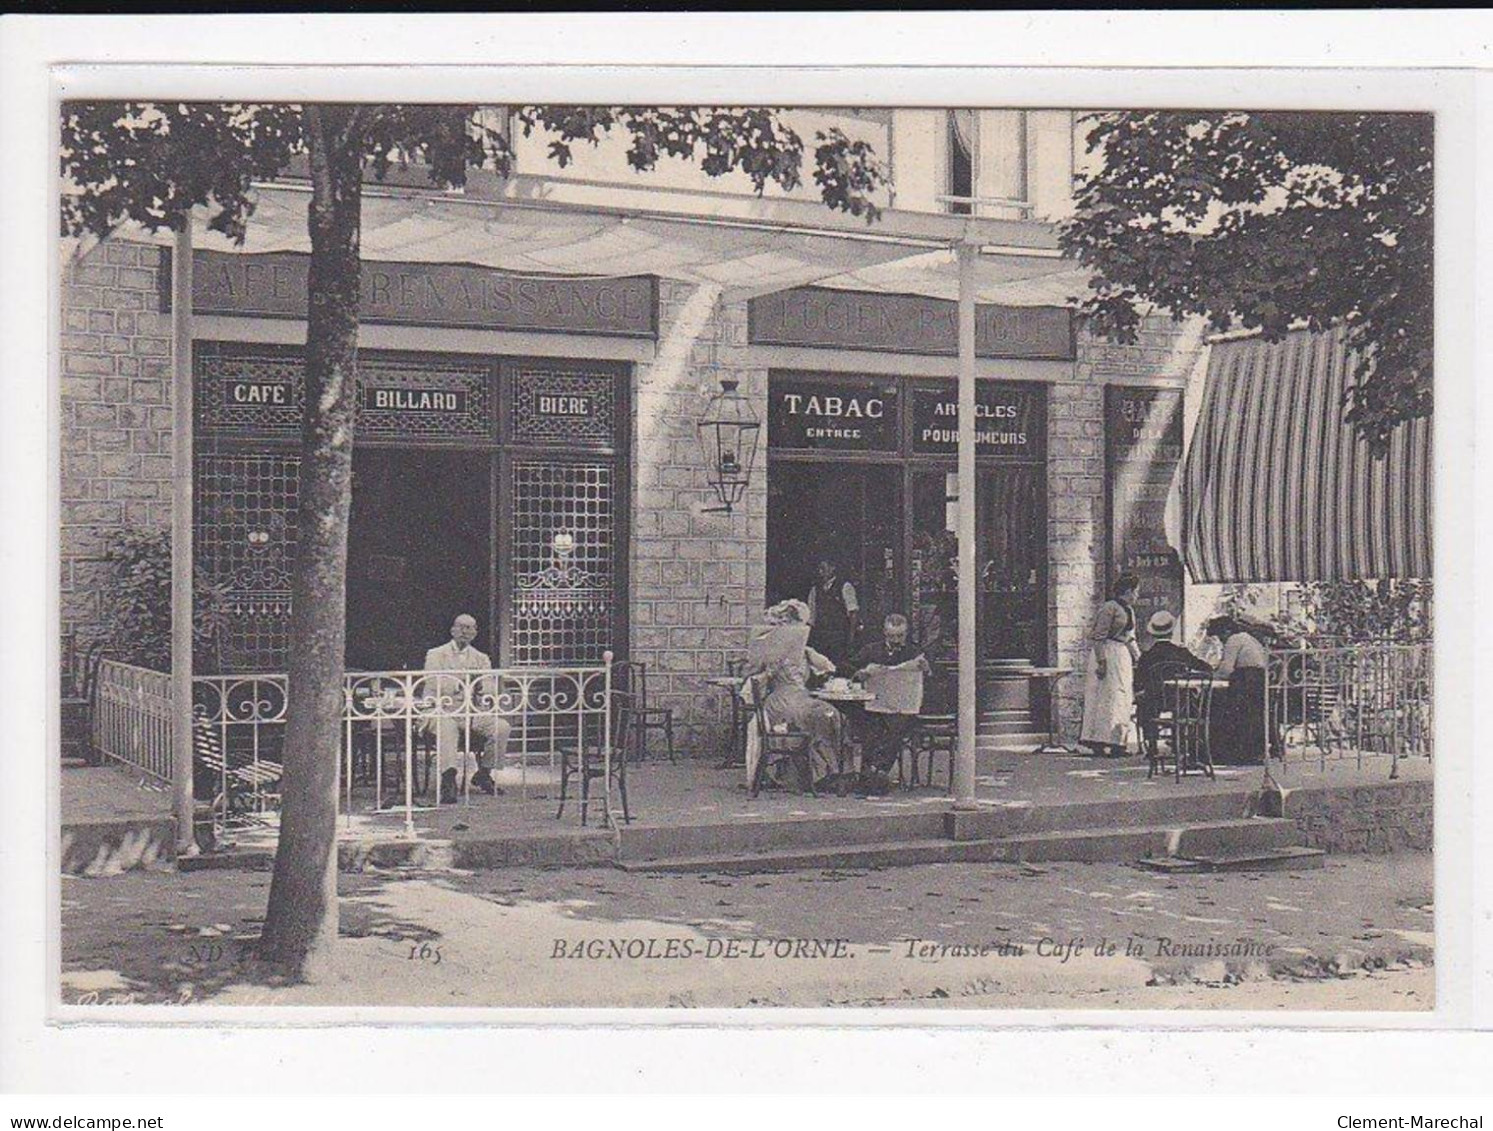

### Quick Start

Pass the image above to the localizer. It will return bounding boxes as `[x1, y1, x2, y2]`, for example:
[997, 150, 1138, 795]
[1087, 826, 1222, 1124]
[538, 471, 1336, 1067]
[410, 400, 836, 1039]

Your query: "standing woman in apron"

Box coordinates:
[1080, 574, 1142, 757]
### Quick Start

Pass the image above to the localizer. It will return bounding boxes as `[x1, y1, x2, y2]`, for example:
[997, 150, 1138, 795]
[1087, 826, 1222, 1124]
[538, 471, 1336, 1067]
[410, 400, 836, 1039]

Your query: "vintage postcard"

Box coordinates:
[48, 76, 1446, 1020]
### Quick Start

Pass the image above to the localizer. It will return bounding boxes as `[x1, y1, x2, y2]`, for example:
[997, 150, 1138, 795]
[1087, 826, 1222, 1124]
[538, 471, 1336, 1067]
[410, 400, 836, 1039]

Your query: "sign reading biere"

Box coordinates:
[182, 250, 656, 338]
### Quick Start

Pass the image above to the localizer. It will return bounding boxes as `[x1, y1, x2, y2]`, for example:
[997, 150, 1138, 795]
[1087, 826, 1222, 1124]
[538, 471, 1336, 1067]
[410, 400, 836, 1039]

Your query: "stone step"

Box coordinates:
[616, 809, 950, 863]
[619, 815, 1301, 874]
[991, 817, 1299, 864]
[616, 838, 990, 874]
[1137, 846, 1327, 874]
[975, 733, 1053, 750]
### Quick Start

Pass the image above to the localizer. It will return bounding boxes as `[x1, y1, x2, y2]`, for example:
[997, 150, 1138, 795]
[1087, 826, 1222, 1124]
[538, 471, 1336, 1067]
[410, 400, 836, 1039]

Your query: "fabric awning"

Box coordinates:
[83, 183, 1084, 307]
[1182, 329, 1432, 583]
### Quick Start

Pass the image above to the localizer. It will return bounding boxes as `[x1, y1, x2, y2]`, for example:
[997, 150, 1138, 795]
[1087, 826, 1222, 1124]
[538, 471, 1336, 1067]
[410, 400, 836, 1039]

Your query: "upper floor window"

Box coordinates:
[947, 110, 975, 215]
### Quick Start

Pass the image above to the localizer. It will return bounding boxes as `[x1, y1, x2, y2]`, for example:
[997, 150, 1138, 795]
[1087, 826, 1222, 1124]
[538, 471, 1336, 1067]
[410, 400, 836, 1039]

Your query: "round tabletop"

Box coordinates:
[811, 687, 875, 703]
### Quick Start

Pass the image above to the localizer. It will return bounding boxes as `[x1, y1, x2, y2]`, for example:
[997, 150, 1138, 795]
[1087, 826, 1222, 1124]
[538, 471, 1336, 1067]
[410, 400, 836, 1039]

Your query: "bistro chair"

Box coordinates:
[556, 690, 634, 826]
[896, 713, 958, 790]
[1140, 659, 1190, 778]
[1151, 667, 1215, 781]
[746, 673, 816, 798]
[617, 660, 675, 763]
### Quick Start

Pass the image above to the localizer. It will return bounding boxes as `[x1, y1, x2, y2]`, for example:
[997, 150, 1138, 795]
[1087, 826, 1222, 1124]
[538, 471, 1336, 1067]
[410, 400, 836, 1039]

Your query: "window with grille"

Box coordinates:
[194, 452, 300, 673]
[509, 461, 615, 667]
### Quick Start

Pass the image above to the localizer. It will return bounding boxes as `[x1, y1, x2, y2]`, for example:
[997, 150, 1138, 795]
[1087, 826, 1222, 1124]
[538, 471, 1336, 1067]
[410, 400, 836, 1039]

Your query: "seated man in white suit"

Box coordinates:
[423, 613, 511, 802]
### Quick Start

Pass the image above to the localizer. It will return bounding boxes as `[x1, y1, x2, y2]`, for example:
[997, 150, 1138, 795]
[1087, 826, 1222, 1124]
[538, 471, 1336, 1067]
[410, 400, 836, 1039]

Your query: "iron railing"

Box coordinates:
[88, 657, 618, 835]
[92, 659, 174, 783]
[1264, 643, 1433, 778]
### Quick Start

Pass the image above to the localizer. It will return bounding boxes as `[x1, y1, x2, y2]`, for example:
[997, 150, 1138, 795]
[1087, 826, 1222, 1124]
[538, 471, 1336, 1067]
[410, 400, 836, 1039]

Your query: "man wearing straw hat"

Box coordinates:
[1133, 610, 1211, 755]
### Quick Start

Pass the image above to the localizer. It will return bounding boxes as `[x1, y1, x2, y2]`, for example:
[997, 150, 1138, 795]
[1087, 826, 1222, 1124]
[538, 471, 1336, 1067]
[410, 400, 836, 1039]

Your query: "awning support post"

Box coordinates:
[171, 222, 198, 857]
[953, 238, 978, 807]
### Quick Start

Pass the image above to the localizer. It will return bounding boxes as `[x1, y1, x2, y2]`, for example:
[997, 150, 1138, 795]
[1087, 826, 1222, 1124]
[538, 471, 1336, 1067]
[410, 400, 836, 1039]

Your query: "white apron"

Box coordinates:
[1079, 638, 1136, 749]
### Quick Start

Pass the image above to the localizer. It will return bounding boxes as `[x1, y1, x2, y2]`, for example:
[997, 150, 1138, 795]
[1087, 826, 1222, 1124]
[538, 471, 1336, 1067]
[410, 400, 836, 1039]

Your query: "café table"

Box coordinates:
[701, 673, 748, 768]
[810, 684, 875, 775]
[1025, 666, 1075, 755]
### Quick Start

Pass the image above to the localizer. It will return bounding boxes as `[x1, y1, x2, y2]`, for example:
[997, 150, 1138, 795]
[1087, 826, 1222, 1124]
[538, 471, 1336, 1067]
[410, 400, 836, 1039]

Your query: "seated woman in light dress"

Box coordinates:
[744, 598, 843, 788]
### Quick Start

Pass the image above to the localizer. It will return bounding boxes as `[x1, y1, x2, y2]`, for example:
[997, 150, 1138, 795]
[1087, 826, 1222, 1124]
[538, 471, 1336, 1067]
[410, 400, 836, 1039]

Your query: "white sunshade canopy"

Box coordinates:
[99, 183, 1091, 307]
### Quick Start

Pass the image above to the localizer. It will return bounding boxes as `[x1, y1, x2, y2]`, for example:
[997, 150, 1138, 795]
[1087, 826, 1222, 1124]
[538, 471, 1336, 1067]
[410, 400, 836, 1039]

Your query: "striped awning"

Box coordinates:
[1182, 329, 1432, 583]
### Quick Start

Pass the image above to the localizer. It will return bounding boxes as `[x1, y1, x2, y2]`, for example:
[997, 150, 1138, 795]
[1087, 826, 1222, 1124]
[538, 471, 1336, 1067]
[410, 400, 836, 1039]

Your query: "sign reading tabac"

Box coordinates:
[767, 375, 900, 452]
[182, 250, 657, 338]
[748, 287, 1074, 360]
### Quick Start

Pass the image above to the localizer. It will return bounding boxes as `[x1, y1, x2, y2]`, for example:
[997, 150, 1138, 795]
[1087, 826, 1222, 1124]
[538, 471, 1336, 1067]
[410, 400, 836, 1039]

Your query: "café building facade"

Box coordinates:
[58, 202, 1202, 751]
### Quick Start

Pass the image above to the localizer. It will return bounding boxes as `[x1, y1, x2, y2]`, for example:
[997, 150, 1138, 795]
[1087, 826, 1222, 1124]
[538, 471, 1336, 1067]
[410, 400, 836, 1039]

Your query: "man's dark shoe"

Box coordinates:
[472, 767, 501, 796]
[439, 767, 459, 804]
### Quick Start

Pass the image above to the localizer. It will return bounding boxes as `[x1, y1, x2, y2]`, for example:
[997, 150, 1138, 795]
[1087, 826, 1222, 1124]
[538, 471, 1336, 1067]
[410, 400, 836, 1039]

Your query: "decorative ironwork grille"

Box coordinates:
[511, 367, 616, 446]
[357, 360, 493, 440]
[195, 349, 494, 441]
[195, 452, 300, 672]
[510, 460, 615, 666]
[197, 351, 304, 437]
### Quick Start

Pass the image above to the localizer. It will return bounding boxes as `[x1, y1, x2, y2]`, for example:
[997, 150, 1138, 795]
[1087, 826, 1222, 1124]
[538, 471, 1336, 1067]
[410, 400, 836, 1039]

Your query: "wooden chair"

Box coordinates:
[1140, 659, 1191, 778]
[617, 660, 675, 763]
[192, 714, 284, 830]
[746, 673, 816, 798]
[556, 691, 633, 826]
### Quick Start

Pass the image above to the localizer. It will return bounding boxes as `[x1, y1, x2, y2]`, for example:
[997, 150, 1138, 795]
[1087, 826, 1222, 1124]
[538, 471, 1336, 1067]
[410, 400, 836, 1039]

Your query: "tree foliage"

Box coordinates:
[1061, 111, 1433, 444]
[98, 529, 231, 670]
[1298, 579, 1433, 644]
[62, 102, 888, 242]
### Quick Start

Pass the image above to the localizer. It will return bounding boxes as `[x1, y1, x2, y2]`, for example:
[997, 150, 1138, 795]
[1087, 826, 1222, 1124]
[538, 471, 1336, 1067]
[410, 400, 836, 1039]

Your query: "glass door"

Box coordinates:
[908, 465, 1047, 667]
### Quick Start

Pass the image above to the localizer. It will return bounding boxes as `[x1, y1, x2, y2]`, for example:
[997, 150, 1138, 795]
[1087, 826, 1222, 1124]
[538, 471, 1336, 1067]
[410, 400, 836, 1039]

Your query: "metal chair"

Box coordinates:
[617, 660, 675, 762]
[556, 691, 633, 826]
[746, 674, 816, 798]
[1161, 671, 1215, 781]
[897, 713, 958, 789]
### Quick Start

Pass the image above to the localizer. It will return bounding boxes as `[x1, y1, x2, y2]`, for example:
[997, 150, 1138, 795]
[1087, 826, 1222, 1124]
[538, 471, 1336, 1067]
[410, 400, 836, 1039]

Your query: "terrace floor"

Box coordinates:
[63, 743, 1431, 854]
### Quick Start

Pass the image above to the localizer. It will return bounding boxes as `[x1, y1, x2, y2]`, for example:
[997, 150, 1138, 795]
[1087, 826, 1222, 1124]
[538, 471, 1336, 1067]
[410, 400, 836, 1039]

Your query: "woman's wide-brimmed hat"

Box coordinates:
[1146, 610, 1176, 638]
[764, 598, 811, 625]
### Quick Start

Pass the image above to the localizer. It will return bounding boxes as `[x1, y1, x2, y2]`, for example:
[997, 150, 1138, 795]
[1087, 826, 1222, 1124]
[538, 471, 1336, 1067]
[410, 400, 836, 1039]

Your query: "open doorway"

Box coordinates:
[345, 448, 493, 670]
[766, 461, 901, 644]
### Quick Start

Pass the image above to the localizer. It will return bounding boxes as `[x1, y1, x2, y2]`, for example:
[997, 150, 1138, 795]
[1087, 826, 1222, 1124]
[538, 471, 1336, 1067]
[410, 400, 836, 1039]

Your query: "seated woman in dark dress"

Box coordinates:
[1205, 616, 1270, 765]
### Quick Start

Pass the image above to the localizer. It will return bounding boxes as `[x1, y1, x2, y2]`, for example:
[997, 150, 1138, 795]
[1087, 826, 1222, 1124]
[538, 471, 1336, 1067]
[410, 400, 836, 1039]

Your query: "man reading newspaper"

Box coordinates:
[849, 613, 932, 796]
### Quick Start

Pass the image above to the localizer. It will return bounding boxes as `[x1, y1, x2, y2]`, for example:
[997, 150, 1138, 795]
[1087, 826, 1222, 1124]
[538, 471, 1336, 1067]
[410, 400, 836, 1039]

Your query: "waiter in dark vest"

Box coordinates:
[806, 557, 860, 670]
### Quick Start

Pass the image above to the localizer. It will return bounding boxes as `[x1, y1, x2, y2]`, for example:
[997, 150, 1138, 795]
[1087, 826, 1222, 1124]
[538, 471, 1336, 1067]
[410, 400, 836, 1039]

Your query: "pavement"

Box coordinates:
[64, 744, 1430, 847]
[60, 851, 1433, 1011]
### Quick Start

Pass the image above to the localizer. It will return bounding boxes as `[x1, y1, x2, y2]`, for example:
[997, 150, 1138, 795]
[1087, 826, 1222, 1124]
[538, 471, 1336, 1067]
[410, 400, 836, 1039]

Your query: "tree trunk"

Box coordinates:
[259, 105, 366, 978]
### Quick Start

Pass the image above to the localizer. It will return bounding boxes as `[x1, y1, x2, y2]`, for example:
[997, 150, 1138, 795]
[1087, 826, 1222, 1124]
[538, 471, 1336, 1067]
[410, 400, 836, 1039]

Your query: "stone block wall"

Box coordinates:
[59, 239, 175, 652]
[1274, 778, 1433, 855]
[1049, 315, 1204, 737]
[629, 281, 766, 756]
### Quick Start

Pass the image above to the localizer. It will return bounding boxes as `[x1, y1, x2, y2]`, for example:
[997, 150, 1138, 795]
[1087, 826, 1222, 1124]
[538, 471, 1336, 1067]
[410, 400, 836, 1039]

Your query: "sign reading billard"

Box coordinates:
[767, 376, 899, 452]
[181, 250, 657, 338]
[749, 287, 1074, 360]
[360, 384, 469, 414]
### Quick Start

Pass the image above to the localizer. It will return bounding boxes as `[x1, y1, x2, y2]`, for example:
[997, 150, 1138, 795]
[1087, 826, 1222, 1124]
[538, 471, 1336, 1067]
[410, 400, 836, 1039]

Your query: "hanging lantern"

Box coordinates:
[696, 377, 761, 515]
